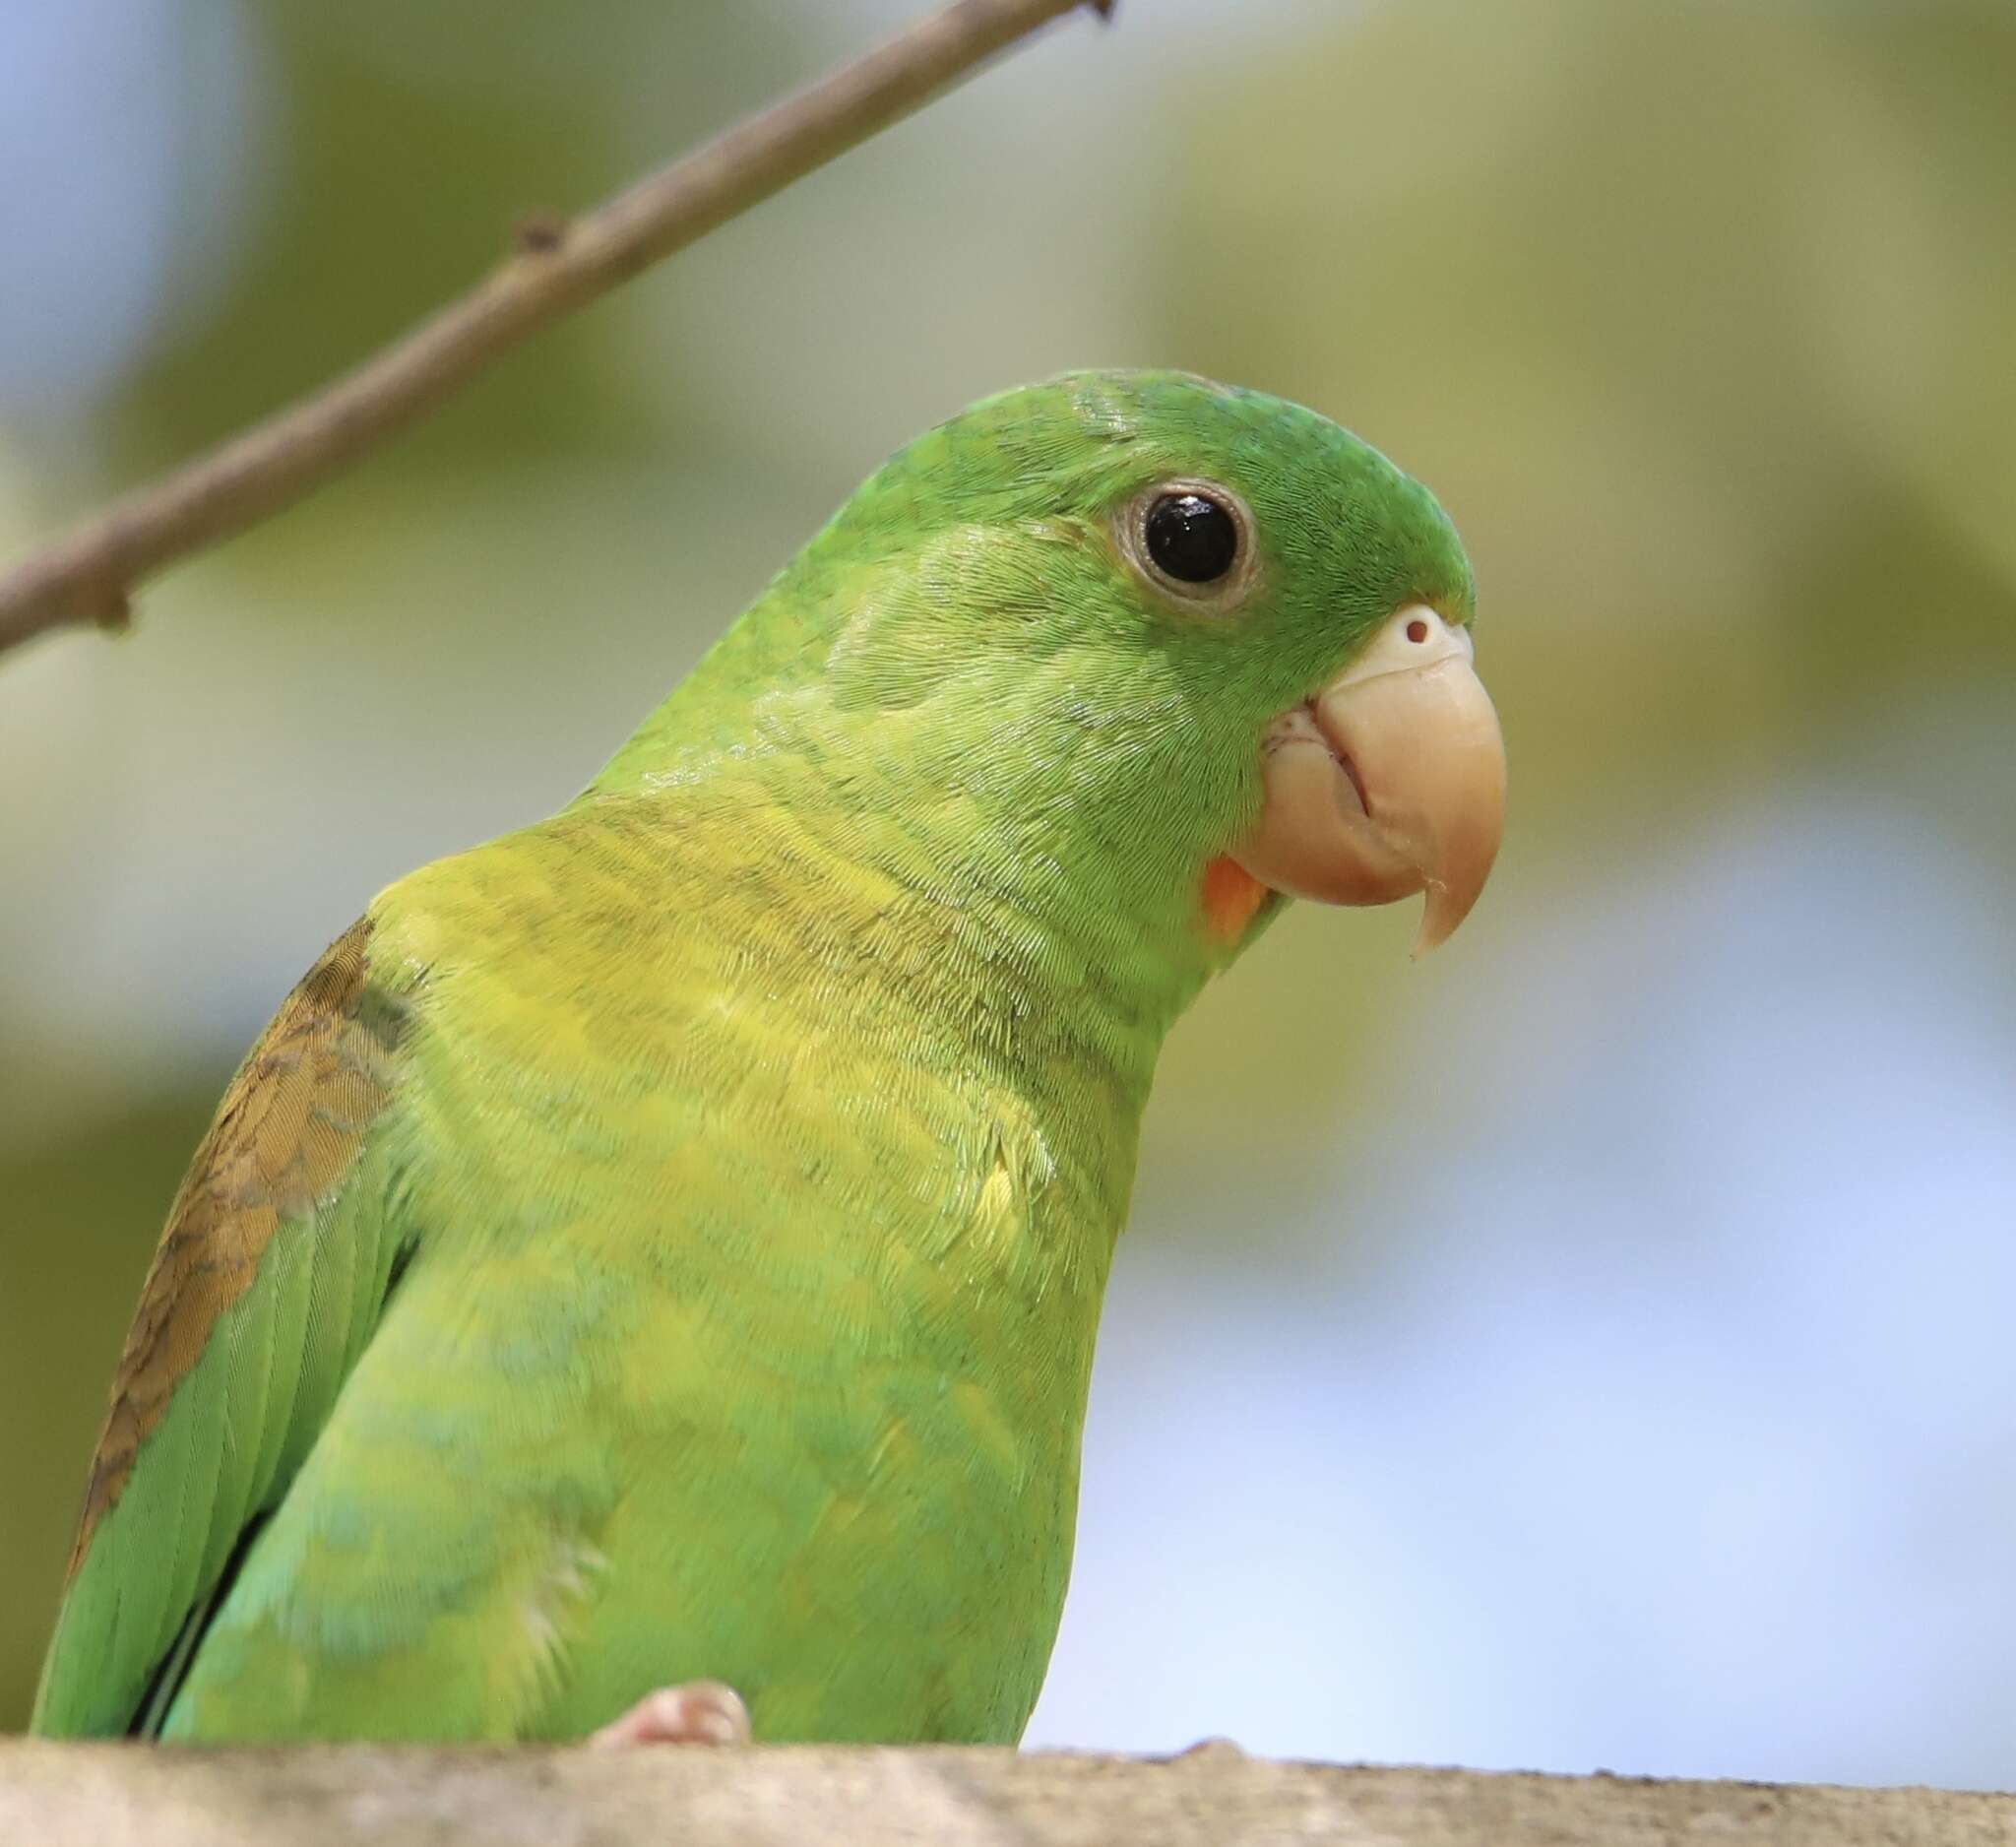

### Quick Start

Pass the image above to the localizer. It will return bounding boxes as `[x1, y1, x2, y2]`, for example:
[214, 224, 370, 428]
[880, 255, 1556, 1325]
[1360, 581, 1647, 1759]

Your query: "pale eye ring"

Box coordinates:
[1118, 478, 1259, 610]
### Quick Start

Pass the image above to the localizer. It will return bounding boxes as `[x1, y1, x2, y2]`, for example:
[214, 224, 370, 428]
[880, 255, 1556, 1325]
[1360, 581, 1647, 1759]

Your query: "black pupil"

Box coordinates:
[1144, 492, 1238, 585]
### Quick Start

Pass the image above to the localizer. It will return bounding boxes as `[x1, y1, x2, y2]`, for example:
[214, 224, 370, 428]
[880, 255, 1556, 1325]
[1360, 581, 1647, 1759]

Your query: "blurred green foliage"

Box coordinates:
[2, 0, 2012, 1748]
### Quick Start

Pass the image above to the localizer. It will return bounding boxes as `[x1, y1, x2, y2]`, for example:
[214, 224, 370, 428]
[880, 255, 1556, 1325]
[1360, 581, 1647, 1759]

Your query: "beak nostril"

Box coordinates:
[1405, 617, 1430, 644]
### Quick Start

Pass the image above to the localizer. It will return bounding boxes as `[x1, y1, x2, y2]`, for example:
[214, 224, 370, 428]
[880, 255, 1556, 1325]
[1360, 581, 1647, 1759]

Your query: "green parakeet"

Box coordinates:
[32, 370, 1504, 1747]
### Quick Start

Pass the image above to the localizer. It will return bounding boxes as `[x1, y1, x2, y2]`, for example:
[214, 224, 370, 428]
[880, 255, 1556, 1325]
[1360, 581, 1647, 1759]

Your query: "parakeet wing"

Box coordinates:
[32, 918, 414, 1737]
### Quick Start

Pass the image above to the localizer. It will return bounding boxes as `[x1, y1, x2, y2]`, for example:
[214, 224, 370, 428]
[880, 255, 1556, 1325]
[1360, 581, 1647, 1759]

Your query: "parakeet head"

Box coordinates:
[603, 369, 1503, 972]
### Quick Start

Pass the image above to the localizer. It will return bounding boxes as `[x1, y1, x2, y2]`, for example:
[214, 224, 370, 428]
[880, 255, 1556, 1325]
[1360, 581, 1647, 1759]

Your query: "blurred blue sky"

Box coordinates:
[4, 0, 2015, 1785]
[0, 0, 265, 421]
[1043, 796, 2016, 1782]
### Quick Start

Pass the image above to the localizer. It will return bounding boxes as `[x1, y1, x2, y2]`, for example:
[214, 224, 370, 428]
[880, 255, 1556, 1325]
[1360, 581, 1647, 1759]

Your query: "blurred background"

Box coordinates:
[4, 0, 2015, 1785]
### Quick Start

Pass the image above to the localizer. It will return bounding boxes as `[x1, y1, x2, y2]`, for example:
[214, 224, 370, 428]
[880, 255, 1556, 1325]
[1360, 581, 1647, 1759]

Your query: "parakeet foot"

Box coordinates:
[588, 1681, 752, 1748]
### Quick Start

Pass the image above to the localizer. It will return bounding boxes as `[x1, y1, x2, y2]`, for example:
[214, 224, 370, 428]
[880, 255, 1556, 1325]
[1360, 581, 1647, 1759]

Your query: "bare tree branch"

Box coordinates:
[0, 0, 1114, 659]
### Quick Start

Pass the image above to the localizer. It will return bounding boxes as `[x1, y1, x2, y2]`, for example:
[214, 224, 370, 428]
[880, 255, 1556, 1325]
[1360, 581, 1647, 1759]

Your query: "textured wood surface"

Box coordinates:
[1, 1746, 2010, 1847]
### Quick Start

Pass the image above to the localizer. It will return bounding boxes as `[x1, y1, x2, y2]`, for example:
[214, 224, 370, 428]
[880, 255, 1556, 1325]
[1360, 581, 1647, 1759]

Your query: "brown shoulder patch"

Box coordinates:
[67, 916, 402, 1579]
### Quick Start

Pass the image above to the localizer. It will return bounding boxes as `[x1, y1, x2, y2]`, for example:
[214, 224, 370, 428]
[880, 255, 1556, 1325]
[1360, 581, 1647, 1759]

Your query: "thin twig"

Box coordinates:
[0, 0, 1114, 659]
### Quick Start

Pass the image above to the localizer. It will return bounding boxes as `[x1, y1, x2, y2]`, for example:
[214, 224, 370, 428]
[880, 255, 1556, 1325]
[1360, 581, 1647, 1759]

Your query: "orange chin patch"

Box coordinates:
[1201, 855, 1272, 943]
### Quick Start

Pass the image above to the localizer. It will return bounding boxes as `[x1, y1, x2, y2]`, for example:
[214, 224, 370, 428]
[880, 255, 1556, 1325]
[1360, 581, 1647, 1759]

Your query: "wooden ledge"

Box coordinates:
[2, 1744, 2010, 1847]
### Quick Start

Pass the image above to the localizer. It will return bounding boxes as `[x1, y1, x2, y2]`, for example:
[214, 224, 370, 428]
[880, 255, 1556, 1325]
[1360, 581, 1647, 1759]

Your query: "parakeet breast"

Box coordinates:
[309, 795, 1160, 1743]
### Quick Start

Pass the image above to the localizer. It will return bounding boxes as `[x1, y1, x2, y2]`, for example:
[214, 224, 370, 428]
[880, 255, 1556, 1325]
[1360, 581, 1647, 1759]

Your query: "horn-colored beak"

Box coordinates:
[1229, 605, 1506, 955]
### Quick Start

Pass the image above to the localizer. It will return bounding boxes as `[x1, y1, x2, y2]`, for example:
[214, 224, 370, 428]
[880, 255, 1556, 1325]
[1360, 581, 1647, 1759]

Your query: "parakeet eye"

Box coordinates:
[1117, 478, 1257, 611]
[1144, 491, 1239, 585]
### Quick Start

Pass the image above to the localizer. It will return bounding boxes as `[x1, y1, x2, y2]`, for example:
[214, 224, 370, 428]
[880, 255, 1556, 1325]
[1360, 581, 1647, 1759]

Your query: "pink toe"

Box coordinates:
[589, 1681, 751, 1749]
